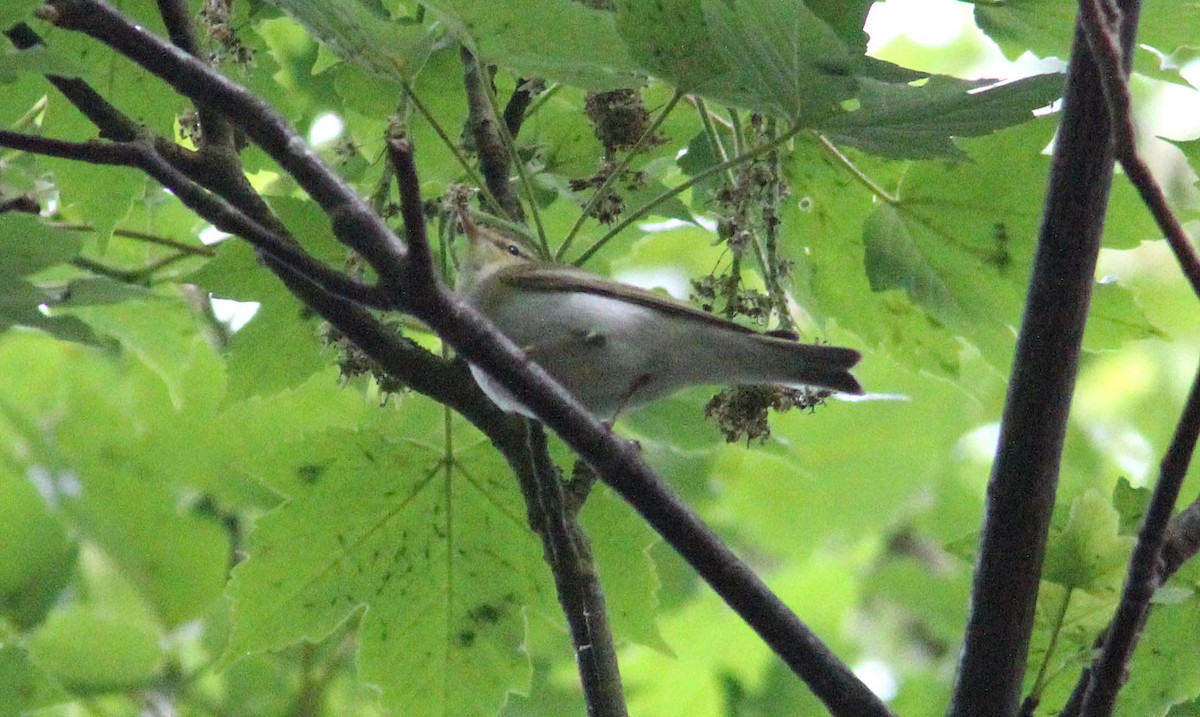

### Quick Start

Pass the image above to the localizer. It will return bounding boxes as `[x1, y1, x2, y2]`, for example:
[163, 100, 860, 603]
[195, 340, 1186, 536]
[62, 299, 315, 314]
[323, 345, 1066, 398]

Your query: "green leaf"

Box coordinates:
[823, 73, 1064, 160]
[225, 416, 550, 716]
[864, 116, 1055, 365]
[1166, 137, 1200, 171]
[1116, 593, 1200, 717]
[616, 0, 857, 119]
[423, 0, 642, 89]
[783, 135, 967, 376]
[712, 368, 975, 559]
[1085, 279, 1164, 351]
[701, 0, 857, 120]
[0, 277, 97, 344]
[580, 485, 669, 653]
[223, 297, 327, 397]
[614, 0, 726, 93]
[974, 0, 1200, 65]
[65, 296, 218, 408]
[0, 331, 231, 628]
[0, 466, 75, 630]
[0, 0, 40, 28]
[0, 645, 68, 717]
[1113, 476, 1150, 533]
[803, 0, 874, 54]
[187, 239, 326, 397]
[1043, 491, 1133, 593]
[261, 0, 435, 81]
[72, 479, 231, 628]
[863, 203, 968, 325]
[972, 0, 1078, 61]
[0, 44, 86, 83]
[210, 369, 367, 491]
[28, 605, 163, 690]
[0, 215, 82, 277]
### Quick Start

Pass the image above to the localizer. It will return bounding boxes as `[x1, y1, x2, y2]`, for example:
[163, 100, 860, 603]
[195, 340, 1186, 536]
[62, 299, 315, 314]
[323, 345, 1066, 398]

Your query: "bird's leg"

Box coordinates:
[608, 372, 653, 424]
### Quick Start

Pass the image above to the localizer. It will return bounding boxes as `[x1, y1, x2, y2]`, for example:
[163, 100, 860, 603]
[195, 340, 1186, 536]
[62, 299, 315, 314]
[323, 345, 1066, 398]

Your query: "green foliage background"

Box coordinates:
[1, 0, 1198, 715]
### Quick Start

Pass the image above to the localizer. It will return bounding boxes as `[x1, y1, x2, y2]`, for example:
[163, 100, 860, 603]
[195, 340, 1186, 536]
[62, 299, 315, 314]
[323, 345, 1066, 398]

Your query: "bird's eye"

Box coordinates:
[506, 244, 521, 256]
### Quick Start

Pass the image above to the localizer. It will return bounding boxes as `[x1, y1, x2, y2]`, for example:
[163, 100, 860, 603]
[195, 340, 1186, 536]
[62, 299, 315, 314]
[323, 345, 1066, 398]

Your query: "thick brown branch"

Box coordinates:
[41, 0, 410, 289]
[947, 3, 1140, 716]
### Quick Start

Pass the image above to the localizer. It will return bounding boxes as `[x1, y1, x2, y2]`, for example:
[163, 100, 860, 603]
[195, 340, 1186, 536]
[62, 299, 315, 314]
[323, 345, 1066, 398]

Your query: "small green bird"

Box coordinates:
[456, 214, 863, 419]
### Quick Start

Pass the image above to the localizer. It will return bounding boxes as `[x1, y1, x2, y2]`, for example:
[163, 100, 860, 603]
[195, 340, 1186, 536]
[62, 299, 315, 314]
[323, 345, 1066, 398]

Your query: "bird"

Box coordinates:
[454, 212, 863, 420]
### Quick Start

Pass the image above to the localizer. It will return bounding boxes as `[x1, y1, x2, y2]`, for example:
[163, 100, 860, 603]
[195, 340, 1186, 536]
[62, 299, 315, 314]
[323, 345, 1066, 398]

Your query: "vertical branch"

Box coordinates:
[153, 0, 236, 152]
[516, 424, 628, 717]
[390, 136, 627, 716]
[946, 3, 1141, 716]
[460, 47, 525, 224]
[1078, 364, 1200, 716]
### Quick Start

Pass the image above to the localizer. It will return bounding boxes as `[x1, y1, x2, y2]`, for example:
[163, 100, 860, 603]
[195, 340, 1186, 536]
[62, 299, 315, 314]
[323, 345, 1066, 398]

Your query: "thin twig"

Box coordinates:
[399, 81, 505, 217]
[1076, 0, 1200, 301]
[762, 118, 795, 332]
[70, 251, 195, 283]
[518, 423, 628, 717]
[1072, 0, 1200, 713]
[52, 222, 216, 256]
[40, 0, 410, 290]
[0, 129, 392, 309]
[557, 89, 683, 261]
[815, 134, 899, 205]
[460, 47, 527, 227]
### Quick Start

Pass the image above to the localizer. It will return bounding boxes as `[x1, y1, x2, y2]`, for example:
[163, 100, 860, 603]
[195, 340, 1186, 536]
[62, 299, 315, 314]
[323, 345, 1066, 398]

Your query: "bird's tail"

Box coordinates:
[744, 334, 864, 395]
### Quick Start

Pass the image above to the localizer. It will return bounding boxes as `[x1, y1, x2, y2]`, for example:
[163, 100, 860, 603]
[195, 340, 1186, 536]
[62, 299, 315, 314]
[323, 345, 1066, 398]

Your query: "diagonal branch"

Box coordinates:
[388, 139, 893, 717]
[0, 129, 391, 309]
[1078, 363, 1200, 717]
[40, 0, 410, 290]
[1076, 0, 1200, 302]
[4, 22, 139, 141]
[153, 0, 237, 152]
[947, 2, 1142, 716]
[517, 423, 628, 717]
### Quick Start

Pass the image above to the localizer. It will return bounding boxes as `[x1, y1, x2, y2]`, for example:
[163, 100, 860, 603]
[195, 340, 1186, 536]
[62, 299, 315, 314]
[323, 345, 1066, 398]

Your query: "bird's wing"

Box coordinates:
[498, 262, 759, 335]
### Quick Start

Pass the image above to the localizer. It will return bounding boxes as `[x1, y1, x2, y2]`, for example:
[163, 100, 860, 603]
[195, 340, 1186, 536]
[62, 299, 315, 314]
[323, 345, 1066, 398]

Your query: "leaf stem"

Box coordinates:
[762, 118, 795, 332]
[816, 133, 899, 205]
[557, 89, 683, 261]
[52, 221, 216, 256]
[695, 98, 736, 186]
[574, 122, 805, 267]
[1028, 587, 1073, 703]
